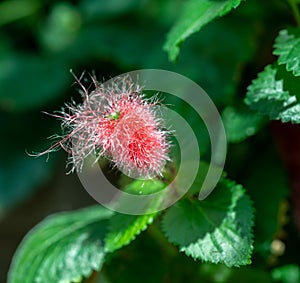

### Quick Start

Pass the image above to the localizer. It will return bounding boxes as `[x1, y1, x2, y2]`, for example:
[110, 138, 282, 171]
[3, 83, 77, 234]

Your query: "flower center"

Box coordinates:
[107, 110, 120, 120]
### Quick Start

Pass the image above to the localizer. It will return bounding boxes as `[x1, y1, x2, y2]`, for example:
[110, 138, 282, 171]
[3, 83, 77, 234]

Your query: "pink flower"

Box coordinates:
[38, 74, 171, 178]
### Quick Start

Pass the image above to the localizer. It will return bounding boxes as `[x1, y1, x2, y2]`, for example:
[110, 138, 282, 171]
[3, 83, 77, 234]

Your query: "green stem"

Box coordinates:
[289, 0, 300, 26]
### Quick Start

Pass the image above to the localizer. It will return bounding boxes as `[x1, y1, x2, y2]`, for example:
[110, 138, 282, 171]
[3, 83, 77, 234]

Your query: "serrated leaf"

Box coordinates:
[279, 103, 300, 123]
[164, 0, 244, 61]
[104, 179, 165, 252]
[245, 65, 290, 118]
[105, 213, 157, 253]
[245, 64, 300, 123]
[222, 106, 265, 143]
[8, 206, 114, 283]
[162, 178, 254, 267]
[274, 28, 300, 76]
[277, 61, 300, 102]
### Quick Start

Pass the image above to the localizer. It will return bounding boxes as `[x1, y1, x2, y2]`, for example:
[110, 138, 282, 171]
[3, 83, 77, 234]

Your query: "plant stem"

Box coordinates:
[289, 0, 300, 26]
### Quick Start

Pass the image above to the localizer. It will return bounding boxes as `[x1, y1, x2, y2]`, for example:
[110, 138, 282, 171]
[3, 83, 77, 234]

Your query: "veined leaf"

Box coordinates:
[245, 64, 300, 124]
[245, 65, 290, 118]
[164, 0, 244, 61]
[8, 206, 114, 283]
[162, 178, 254, 267]
[274, 28, 300, 76]
[105, 213, 157, 253]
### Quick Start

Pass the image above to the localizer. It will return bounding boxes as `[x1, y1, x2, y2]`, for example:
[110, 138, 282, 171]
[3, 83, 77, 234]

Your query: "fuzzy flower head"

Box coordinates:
[42, 74, 171, 178]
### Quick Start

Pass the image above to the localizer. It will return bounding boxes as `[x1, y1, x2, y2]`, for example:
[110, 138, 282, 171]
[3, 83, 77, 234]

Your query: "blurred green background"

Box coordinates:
[1, 0, 299, 282]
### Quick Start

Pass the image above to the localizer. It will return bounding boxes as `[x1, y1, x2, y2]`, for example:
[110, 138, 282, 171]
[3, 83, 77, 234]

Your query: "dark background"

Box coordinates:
[0, 0, 299, 282]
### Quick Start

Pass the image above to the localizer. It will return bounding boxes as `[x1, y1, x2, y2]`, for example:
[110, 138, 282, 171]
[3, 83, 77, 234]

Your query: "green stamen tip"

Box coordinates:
[108, 111, 120, 120]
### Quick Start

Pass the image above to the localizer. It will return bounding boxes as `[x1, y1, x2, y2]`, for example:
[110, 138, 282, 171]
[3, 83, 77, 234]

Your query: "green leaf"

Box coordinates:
[245, 65, 290, 118]
[8, 206, 114, 283]
[104, 213, 157, 253]
[124, 179, 166, 195]
[164, 0, 244, 61]
[104, 179, 165, 252]
[245, 64, 300, 123]
[277, 61, 300, 102]
[56, 12, 255, 106]
[274, 28, 300, 77]
[222, 106, 266, 143]
[162, 178, 254, 267]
